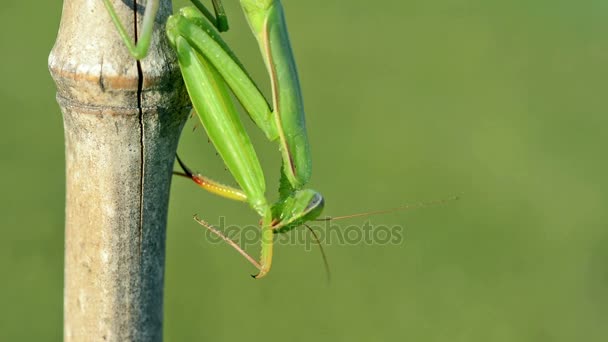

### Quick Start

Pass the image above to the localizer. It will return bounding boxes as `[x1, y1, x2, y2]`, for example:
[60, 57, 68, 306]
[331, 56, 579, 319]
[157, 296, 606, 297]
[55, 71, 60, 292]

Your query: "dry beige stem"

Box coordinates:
[48, 1, 190, 341]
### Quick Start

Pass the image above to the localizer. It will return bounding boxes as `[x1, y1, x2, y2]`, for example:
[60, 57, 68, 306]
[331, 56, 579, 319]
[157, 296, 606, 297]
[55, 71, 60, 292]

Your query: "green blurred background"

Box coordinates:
[1, 0, 607, 340]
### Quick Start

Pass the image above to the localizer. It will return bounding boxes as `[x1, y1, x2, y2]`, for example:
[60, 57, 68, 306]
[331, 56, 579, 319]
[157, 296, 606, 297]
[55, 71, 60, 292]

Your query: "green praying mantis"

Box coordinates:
[103, 0, 324, 278]
[102, 0, 455, 279]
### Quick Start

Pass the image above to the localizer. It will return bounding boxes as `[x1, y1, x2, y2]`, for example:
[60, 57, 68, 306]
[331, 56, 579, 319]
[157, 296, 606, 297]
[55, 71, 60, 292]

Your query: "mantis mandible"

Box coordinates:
[103, 0, 324, 278]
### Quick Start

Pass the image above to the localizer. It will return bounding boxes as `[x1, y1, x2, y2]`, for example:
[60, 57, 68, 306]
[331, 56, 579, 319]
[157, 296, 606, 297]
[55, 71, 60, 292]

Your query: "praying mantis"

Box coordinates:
[102, 0, 324, 278]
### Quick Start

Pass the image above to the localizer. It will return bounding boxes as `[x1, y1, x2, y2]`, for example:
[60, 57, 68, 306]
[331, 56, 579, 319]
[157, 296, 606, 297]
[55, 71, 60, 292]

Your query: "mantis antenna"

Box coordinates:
[315, 196, 461, 222]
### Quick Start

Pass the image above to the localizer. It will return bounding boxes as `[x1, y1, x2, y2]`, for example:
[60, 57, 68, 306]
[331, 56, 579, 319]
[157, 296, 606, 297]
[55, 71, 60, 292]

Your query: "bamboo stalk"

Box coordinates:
[48, 1, 189, 340]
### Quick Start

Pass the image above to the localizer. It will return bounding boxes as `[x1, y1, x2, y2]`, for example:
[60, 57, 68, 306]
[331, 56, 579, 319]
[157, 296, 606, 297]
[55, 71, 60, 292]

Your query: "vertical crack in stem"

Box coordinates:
[134, 1, 145, 258]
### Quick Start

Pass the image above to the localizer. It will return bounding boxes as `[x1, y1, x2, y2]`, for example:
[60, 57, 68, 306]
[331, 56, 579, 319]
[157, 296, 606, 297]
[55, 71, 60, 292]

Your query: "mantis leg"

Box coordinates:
[170, 7, 279, 141]
[240, 0, 312, 190]
[102, 0, 160, 59]
[194, 215, 274, 279]
[254, 224, 274, 278]
[169, 31, 270, 217]
[194, 216, 261, 270]
[103, 0, 231, 59]
[190, 0, 230, 32]
[174, 155, 247, 202]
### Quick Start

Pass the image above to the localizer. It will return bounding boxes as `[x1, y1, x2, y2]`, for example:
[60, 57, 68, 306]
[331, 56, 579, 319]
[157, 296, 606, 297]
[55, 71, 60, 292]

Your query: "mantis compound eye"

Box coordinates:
[303, 192, 324, 220]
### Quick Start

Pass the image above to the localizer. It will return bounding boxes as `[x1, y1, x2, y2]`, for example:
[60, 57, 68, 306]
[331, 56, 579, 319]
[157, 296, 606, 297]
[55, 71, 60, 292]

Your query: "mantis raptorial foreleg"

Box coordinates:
[168, 7, 278, 141]
[241, 0, 312, 190]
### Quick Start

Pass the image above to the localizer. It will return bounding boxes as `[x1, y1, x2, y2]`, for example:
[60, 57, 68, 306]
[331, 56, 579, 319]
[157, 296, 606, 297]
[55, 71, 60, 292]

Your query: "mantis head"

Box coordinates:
[271, 189, 324, 233]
